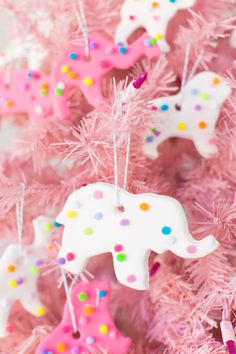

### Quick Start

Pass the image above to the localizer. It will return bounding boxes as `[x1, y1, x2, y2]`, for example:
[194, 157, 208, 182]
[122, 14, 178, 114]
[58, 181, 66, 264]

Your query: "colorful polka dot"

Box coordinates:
[56, 88, 63, 96]
[119, 47, 127, 54]
[178, 122, 187, 131]
[114, 244, 123, 252]
[9, 280, 17, 287]
[31, 265, 40, 274]
[187, 245, 197, 254]
[58, 257, 66, 265]
[37, 306, 46, 316]
[98, 290, 107, 298]
[213, 77, 220, 85]
[78, 291, 88, 301]
[199, 92, 210, 100]
[162, 226, 172, 235]
[56, 343, 66, 352]
[83, 77, 94, 86]
[43, 222, 53, 231]
[155, 33, 163, 40]
[60, 65, 69, 74]
[86, 337, 94, 344]
[99, 324, 109, 334]
[7, 265, 15, 272]
[71, 346, 80, 354]
[66, 210, 78, 218]
[127, 275, 136, 283]
[151, 2, 159, 8]
[94, 212, 103, 220]
[198, 121, 207, 129]
[93, 191, 103, 199]
[160, 104, 169, 111]
[84, 306, 95, 316]
[146, 136, 154, 143]
[190, 88, 199, 95]
[84, 227, 93, 236]
[68, 71, 78, 79]
[66, 252, 75, 261]
[100, 60, 111, 68]
[120, 219, 130, 226]
[195, 104, 202, 111]
[116, 253, 127, 262]
[140, 202, 150, 211]
[70, 53, 78, 60]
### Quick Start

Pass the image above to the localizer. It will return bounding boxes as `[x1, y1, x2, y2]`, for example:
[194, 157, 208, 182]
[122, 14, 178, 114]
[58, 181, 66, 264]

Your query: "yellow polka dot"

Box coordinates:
[83, 77, 94, 86]
[9, 280, 17, 287]
[155, 33, 163, 41]
[57, 343, 66, 352]
[213, 77, 220, 85]
[60, 65, 69, 74]
[199, 92, 209, 100]
[8, 265, 15, 272]
[43, 222, 53, 231]
[37, 306, 46, 316]
[68, 71, 78, 79]
[47, 243, 54, 251]
[99, 324, 109, 334]
[84, 305, 95, 316]
[178, 122, 187, 131]
[66, 210, 78, 218]
[140, 203, 150, 211]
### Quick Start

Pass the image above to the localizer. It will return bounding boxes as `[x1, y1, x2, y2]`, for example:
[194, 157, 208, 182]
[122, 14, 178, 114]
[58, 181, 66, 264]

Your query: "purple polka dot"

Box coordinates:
[93, 191, 103, 199]
[17, 277, 24, 285]
[120, 219, 130, 226]
[36, 259, 43, 266]
[127, 275, 136, 283]
[195, 104, 202, 111]
[154, 130, 161, 137]
[186, 245, 197, 254]
[58, 257, 66, 265]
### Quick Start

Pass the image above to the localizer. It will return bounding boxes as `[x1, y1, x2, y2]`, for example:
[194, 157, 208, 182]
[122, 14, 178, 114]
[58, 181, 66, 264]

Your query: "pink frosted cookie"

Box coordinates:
[143, 72, 232, 159]
[0, 71, 52, 121]
[36, 280, 131, 354]
[52, 32, 160, 119]
[56, 182, 219, 291]
[0, 216, 55, 337]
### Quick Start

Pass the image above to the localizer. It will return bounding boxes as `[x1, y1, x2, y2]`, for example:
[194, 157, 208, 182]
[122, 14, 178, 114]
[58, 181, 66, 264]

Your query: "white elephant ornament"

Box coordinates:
[57, 183, 219, 290]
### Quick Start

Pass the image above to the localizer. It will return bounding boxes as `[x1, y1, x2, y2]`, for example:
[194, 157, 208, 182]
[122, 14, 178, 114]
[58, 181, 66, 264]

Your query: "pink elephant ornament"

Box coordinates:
[56, 182, 219, 291]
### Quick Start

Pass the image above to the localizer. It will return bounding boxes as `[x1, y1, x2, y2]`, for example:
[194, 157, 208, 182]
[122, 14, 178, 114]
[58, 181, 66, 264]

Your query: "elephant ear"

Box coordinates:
[175, 0, 196, 9]
[56, 190, 81, 225]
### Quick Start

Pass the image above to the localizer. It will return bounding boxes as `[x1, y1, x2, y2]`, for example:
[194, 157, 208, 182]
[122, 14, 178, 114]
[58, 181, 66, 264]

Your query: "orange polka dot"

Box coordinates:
[213, 77, 220, 85]
[140, 203, 150, 211]
[57, 343, 66, 352]
[84, 305, 95, 316]
[152, 1, 159, 7]
[198, 121, 207, 129]
[8, 265, 15, 272]
[68, 71, 78, 79]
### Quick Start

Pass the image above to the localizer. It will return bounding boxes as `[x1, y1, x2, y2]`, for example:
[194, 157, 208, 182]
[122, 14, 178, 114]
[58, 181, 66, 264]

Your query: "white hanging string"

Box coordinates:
[123, 134, 131, 190]
[16, 183, 26, 256]
[187, 50, 204, 82]
[179, 43, 191, 107]
[76, 0, 90, 57]
[61, 267, 78, 334]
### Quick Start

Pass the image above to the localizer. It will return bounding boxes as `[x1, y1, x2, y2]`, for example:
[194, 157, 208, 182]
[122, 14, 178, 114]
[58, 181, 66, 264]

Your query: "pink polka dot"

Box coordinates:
[114, 244, 123, 252]
[62, 326, 71, 333]
[66, 252, 75, 261]
[186, 245, 197, 254]
[100, 60, 111, 69]
[79, 316, 88, 325]
[209, 138, 216, 145]
[109, 330, 117, 339]
[6, 325, 13, 333]
[93, 190, 103, 199]
[129, 15, 135, 20]
[150, 105, 158, 111]
[127, 275, 136, 283]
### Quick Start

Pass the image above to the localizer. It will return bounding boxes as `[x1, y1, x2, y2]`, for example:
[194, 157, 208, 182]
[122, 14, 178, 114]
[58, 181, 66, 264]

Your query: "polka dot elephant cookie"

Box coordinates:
[115, 0, 196, 53]
[143, 72, 232, 159]
[52, 32, 160, 119]
[0, 70, 52, 121]
[56, 182, 219, 291]
[0, 216, 55, 337]
[36, 280, 131, 354]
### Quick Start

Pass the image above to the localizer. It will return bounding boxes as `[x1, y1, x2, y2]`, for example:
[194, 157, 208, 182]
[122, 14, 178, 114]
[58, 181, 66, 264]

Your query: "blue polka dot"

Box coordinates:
[162, 226, 172, 235]
[190, 88, 199, 95]
[86, 337, 94, 344]
[54, 221, 62, 228]
[144, 39, 151, 47]
[89, 41, 98, 49]
[119, 47, 127, 54]
[169, 0, 176, 3]
[94, 212, 103, 220]
[70, 53, 77, 60]
[161, 104, 169, 111]
[146, 136, 154, 143]
[117, 41, 125, 46]
[28, 72, 33, 78]
[98, 290, 107, 298]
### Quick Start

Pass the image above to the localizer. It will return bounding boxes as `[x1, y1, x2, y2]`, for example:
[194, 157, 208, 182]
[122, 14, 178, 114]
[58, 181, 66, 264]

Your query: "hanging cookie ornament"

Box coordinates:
[142, 71, 232, 159]
[0, 70, 52, 121]
[36, 280, 131, 354]
[115, 0, 196, 52]
[52, 32, 160, 119]
[0, 216, 55, 337]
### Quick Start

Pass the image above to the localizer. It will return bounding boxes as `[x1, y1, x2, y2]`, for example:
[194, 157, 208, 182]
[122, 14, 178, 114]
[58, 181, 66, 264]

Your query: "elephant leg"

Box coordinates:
[112, 250, 150, 290]
[0, 299, 13, 337]
[192, 133, 218, 158]
[20, 294, 46, 317]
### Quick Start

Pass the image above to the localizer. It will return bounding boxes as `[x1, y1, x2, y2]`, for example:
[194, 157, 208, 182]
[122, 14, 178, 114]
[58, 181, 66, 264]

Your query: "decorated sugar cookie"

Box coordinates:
[0, 70, 52, 120]
[115, 0, 196, 52]
[142, 72, 232, 159]
[56, 182, 219, 291]
[36, 280, 131, 354]
[52, 32, 160, 119]
[0, 216, 55, 337]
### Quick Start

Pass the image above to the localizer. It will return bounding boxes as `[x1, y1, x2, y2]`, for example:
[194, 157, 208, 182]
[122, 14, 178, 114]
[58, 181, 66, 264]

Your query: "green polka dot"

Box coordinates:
[199, 92, 210, 100]
[150, 37, 157, 45]
[31, 265, 40, 274]
[40, 89, 47, 96]
[77, 291, 88, 301]
[43, 223, 53, 231]
[116, 253, 127, 262]
[56, 88, 63, 96]
[84, 227, 93, 236]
